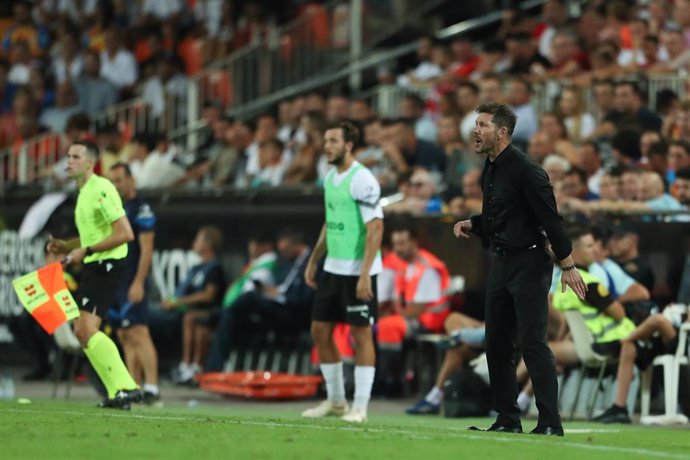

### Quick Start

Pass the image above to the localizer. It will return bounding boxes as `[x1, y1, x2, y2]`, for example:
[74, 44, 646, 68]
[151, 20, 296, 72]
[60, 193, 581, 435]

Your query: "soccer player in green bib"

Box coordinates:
[302, 121, 384, 423]
[47, 140, 141, 409]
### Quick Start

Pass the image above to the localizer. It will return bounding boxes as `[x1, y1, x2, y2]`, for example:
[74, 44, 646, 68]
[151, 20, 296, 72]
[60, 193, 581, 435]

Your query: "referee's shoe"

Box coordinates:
[98, 389, 143, 411]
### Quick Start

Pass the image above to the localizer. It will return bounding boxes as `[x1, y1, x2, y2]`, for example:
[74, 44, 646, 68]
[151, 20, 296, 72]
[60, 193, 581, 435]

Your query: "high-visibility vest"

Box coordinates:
[385, 249, 451, 331]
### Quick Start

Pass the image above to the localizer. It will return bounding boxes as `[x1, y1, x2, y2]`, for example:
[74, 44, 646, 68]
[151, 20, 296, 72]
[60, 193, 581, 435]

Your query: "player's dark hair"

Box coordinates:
[476, 103, 517, 136]
[326, 121, 360, 146]
[72, 139, 100, 160]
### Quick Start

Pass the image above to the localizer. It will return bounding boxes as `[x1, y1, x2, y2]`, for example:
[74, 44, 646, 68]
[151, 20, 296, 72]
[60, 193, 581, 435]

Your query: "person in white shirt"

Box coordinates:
[399, 93, 437, 143]
[52, 31, 82, 84]
[302, 121, 383, 423]
[129, 133, 184, 188]
[505, 77, 537, 147]
[252, 139, 287, 187]
[100, 27, 138, 89]
[141, 0, 183, 22]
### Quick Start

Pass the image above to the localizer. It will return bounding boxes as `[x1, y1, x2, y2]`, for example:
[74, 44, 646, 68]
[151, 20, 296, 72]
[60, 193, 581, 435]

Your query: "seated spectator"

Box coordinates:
[100, 27, 138, 90]
[244, 114, 280, 183]
[381, 118, 446, 176]
[74, 49, 119, 115]
[504, 31, 551, 76]
[477, 72, 504, 105]
[601, 81, 663, 136]
[8, 40, 34, 85]
[539, 112, 579, 164]
[612, 128, 644, 167]
[646, 140, 670, 185]
[543, 31, 590, 80]
[675, 167, 690, 207]
[162, 226, 226, 383]
[325, 95, 350, 123]
[39, 83, 81, 133]
[96, 123, 135, 173]
[205, 229, 314, 372]
[376, 226, 450, 395]
[141, 55, 188, 120]
[469, 41, 510, 81]
[396, 36, 443, 88]
[252, 138, 287, 187]
[52, 29, 83, 84]
[558, 87, 596, 143]
[505, 76, 538, 148]
[639, 170, 684, 212]
[651, 27, 690, 73]
[640, 130, 662, 160]
[283, 120, 326, 185]
[543, 154, 570, 184]
[439, 114, 481, 192]
[0, 86, 37, 148]
[561, 167, 599, 201]
[349, 99, 373, 124]
[594, 308, 689, 423]
[385, 168, 445, 215]
[578, 142, 605, 195]
[518, 227, 636, 412]
[591, 78, 616, 126]
[354, 117, 395, 187]
[448, 169, 483, 216]
[28, 68, 55, 112]
[129, 132, 185, 189]
[399, 93, 437, 143]
[447, 36, 480, 79]
[599, 170, 623, 201]
[609, 223, 656, 293]
[527, 131, 555, 165]
[0, 60, 17, 114]
[1, 1, 50, 57]
[456, 80, 480, 143]
[278, 96, 307, 151]
[668, 140, 690, 178]
[174, 116, 242, 188]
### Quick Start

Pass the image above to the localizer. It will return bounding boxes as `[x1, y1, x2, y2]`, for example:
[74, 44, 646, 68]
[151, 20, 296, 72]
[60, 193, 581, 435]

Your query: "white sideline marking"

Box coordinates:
[5, 408, 689, 460]
[565, 428, 620, 434]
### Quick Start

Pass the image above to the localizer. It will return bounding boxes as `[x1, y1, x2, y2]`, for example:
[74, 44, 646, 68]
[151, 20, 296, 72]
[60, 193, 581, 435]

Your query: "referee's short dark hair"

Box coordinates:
[73, 139, 100, 160]
[327, 121, 360, 146]
[476, 103, 517, 136]
[110, 162, 133, 177]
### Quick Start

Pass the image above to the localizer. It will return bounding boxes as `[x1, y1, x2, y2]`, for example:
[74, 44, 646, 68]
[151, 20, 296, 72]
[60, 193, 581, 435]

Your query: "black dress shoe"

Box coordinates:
[468, 423, 523, 433]
[530, 426, 564, 436]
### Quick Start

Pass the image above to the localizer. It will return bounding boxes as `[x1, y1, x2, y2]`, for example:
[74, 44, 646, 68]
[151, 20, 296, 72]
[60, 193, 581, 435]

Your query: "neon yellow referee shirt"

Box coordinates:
[75, 174, 128, 263]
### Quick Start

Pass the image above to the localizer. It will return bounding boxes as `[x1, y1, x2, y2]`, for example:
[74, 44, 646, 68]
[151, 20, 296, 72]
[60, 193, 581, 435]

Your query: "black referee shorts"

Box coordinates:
[312, 272, 378, 327]
[73, 259, 125, 318]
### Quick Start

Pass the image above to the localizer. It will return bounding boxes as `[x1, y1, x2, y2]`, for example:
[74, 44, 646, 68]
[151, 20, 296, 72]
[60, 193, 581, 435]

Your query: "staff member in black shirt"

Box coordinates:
[454, 103, 587, 437]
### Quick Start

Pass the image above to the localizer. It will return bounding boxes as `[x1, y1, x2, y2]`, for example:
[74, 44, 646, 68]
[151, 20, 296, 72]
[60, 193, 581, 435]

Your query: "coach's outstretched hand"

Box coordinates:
[561, 268, 588, 300]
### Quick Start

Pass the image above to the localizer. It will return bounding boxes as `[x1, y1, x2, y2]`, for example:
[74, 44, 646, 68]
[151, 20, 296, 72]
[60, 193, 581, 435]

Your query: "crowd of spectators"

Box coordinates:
[0, 0, 344, 149]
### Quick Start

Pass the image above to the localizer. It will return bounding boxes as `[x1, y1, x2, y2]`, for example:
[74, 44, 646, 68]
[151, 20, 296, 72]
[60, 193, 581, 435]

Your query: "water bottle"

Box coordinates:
[0, 375, 15, 400]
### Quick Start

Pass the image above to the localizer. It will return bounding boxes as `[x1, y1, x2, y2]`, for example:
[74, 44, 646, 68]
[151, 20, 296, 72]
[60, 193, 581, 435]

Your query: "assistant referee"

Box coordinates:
[454, 103, 587, 436]
[47, 140, 141, 409]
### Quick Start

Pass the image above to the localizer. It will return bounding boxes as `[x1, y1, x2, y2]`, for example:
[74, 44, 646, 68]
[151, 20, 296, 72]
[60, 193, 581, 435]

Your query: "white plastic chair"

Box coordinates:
[640, 322, 690, 422]
[564, 310, 614, 420]
[51, 322, 82, 400]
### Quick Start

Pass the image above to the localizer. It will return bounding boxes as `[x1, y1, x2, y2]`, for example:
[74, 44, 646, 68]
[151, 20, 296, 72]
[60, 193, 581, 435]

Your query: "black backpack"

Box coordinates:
[442, 369, 491, 418]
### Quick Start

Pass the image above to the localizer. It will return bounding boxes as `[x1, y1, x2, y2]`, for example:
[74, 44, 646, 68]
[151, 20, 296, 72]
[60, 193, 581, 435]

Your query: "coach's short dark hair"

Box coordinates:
[326, 121, 360, 146]
[72, 139, 100, 159]
[476, 103, 517, 136]
[110, 162, 132, 176]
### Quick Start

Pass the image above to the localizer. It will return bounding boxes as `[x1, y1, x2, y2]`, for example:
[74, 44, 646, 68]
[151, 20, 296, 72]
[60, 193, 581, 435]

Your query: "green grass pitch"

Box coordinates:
[1, 401, 689, 460]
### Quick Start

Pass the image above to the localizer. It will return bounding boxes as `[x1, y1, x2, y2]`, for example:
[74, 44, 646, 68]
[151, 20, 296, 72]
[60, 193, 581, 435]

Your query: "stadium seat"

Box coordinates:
[640, 321, 690, 424]
[51, 322, 82, 400]
[564, 310, 616, 421]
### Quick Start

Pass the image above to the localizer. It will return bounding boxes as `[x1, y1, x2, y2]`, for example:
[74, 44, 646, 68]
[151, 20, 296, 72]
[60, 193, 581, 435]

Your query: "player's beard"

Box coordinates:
[328, 147, 346, 166]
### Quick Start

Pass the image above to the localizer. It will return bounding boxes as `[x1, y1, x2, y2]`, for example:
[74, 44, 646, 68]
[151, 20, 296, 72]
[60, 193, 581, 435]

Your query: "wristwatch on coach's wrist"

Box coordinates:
[85, 247, 94, 256]
[561, 264, 576, 271]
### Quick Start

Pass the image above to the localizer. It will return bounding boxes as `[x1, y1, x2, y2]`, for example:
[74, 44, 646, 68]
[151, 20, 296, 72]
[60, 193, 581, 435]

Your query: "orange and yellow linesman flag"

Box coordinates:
[12, 262, 80, 334]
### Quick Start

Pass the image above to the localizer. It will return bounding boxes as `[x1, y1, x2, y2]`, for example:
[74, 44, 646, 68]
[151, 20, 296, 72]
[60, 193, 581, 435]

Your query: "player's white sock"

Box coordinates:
[425, 386, 443, 405]
[320, 362, 346, 404]
[143, 383, 159, 395]
[517, 391, 532, 413]
[353, 366, 375, 412]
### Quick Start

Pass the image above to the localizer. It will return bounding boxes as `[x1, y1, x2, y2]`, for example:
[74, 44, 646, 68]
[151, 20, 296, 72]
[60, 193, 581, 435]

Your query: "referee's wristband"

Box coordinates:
[561, 264, 576, 272]
[85, 246, 94, 256]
